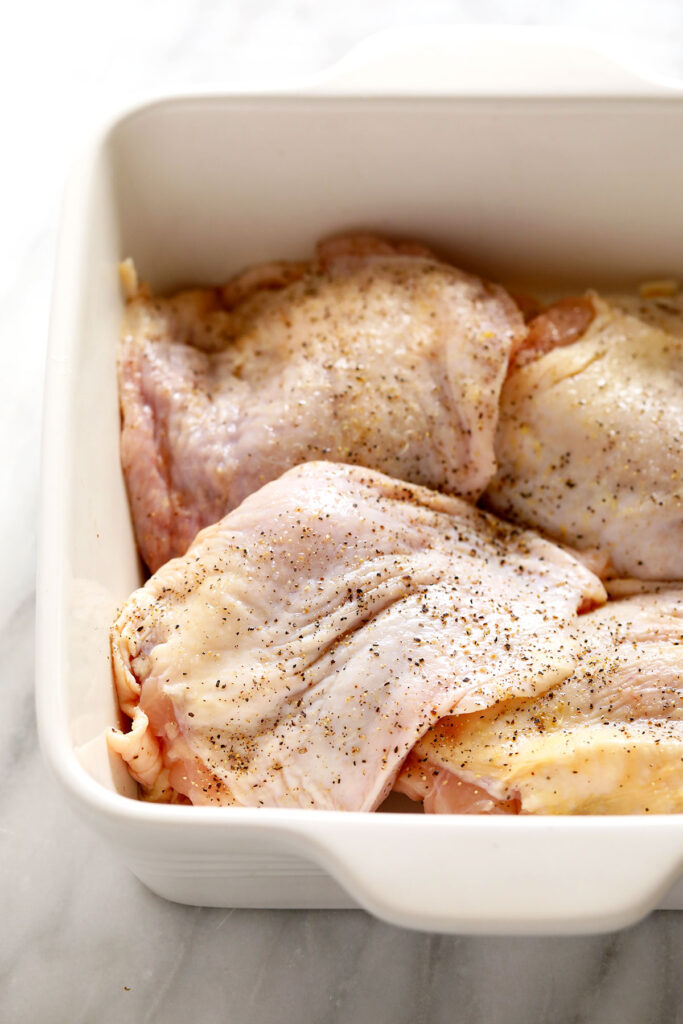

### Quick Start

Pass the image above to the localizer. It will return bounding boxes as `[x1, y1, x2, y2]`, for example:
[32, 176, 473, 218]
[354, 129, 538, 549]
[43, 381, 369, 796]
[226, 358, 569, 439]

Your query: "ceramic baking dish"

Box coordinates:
[37, 27, 683, 934]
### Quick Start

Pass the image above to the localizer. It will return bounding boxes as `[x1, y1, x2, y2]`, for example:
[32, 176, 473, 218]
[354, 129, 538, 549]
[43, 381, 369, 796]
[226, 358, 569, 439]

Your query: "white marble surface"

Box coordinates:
[2, 2, 683, 1021]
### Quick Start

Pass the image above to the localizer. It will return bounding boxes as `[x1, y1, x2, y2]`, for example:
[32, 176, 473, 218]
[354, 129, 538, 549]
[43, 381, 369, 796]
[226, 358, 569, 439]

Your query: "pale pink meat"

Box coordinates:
[508, 295, 595, 371]
[396, 590, 683, 814]
[118, 236, 524, 571]
[108, 462, 604, 810]
[486, 291, 683, 578]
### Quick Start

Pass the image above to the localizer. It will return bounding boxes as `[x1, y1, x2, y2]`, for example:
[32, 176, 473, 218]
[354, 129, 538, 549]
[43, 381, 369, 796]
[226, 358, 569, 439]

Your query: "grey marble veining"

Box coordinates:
[2, 1, 683, 1021]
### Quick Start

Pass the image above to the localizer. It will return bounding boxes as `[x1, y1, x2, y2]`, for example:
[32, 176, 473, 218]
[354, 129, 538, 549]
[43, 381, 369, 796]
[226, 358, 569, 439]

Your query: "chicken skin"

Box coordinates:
[396, 590, 683, 814]
[108, 463, 604, 811]
[486, 291, 683, 579]
[118, 236, 524, 571]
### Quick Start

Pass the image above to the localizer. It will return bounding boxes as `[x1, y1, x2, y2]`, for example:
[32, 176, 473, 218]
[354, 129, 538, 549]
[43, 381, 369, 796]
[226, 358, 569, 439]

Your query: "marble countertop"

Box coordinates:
[2, 2, 682, 1021]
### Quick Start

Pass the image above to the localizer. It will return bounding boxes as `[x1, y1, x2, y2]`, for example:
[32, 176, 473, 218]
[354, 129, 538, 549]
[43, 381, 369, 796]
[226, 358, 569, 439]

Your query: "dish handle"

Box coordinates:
[290, 815, 683, 934]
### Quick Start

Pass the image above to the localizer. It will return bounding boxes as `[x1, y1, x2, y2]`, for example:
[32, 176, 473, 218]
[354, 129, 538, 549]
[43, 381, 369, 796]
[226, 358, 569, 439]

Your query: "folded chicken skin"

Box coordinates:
[396, 590, 683, 814]
[119, 236, 524, 571]
[486, 290, 683, 579]
[108, 462, 604, 811]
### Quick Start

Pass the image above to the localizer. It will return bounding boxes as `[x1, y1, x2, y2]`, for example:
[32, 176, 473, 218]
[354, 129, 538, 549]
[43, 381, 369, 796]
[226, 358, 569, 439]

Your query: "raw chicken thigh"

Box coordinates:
[486, 291, 683, 579]
[396, 590, 683, 814]
[108, 462, 604, 811]
[119, 236, 524, 571]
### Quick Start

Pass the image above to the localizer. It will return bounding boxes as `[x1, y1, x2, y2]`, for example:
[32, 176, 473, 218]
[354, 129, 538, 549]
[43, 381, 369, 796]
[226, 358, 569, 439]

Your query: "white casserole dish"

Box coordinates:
[37, 27, 683, 934]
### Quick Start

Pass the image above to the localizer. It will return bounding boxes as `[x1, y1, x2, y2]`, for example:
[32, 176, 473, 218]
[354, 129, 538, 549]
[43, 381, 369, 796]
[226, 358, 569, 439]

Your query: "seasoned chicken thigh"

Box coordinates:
[108, 463, 604, 811]
[397, 590, 683, 814]
[486, 291, 683, 579]
[119, 236, 524, 571]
